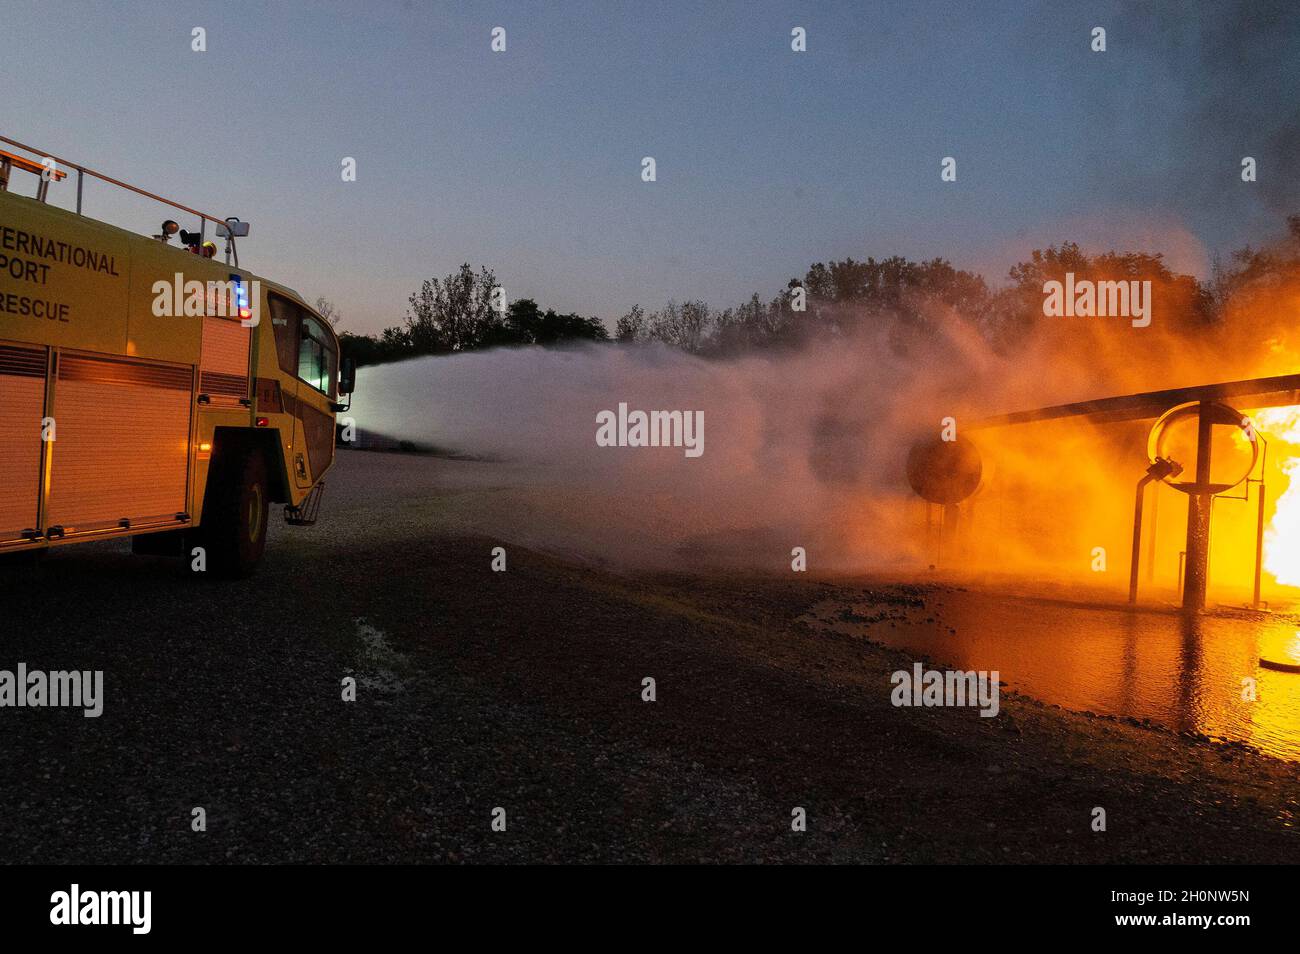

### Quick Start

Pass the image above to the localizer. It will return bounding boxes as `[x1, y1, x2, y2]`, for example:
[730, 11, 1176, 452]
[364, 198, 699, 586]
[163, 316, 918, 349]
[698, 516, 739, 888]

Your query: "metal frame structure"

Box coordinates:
[972, 374, 1300, 430]
[972, 374, 1300, 612]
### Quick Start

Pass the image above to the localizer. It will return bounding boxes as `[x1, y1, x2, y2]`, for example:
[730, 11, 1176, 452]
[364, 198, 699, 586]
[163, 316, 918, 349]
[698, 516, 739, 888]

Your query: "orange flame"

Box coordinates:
[1255, 407, 1300, 587]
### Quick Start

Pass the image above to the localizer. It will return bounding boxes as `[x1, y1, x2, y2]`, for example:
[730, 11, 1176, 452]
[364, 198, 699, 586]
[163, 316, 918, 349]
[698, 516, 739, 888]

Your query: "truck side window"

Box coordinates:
[269, 295, 300, 376]
[298, 315, 337, 397]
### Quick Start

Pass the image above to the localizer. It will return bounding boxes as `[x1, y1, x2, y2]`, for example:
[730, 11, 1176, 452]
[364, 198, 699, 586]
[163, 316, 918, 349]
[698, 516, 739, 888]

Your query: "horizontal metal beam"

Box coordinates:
[973, 372, 1300, 429]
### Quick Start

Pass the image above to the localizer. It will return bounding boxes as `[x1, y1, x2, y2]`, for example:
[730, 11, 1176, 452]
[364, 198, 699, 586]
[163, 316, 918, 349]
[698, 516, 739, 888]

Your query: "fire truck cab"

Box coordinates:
[0, 137, 353, 576]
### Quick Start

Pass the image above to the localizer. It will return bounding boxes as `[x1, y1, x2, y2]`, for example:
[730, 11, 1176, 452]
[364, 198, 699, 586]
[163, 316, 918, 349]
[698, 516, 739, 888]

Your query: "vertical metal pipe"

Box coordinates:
[1254, 480, 1267, 609]
[925, 502, 932, 565]
[937, 505, 945, 567]
[945, 503, 959, 563]
[1130, 475, 1153, 603]
[1146, 483, 1159, 583]
[76, 167, 83, 214]
[1182, 401, 1214, 612]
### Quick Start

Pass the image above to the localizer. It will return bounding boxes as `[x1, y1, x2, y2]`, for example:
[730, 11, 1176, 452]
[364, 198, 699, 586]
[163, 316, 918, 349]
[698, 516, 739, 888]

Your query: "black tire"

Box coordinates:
[196, 448, 270, 578]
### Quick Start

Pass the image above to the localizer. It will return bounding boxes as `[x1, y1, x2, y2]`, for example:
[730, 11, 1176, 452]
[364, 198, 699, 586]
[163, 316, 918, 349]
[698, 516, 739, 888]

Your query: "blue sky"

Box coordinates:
[2, 1, 1292, 334]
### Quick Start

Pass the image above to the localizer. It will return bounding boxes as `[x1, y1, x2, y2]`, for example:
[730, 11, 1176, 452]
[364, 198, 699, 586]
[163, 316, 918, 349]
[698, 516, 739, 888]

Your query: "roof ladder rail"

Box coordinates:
[0, 132, 243, 267]
[0, 149, 68, 202]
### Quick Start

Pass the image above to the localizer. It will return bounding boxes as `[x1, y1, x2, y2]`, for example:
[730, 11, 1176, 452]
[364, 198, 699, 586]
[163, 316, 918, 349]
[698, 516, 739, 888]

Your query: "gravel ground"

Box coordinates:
[0, 450, 1296, 863]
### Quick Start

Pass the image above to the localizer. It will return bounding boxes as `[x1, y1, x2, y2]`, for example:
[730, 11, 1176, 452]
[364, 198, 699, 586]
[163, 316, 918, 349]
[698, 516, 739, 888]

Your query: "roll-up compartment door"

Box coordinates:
[200, 315, 251, 406]
[0, 344, 47, 543]
[46, 354, 193, 534]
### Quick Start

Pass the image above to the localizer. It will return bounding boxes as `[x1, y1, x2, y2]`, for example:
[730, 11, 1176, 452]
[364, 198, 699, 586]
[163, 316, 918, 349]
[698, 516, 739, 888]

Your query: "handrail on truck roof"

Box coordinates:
[0, 133, 242, 267]
[0, 149, 68, 180]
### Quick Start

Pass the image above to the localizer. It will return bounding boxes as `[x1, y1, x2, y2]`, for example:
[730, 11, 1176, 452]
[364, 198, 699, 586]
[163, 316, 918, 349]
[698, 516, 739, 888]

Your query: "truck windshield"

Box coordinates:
[298, 315, 337, 397]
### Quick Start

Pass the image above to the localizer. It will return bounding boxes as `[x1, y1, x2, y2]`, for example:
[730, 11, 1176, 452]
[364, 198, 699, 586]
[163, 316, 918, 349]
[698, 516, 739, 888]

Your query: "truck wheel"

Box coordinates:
[197, 449, 270, 578]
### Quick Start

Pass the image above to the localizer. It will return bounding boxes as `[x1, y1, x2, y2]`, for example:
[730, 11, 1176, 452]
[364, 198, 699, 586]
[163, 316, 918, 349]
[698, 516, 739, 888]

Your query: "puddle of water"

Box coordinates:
[808, 590, 1300, 761]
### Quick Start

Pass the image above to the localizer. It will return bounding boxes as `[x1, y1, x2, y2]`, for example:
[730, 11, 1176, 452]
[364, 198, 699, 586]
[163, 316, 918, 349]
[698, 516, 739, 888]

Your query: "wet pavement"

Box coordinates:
[809, 589, 1300, 761]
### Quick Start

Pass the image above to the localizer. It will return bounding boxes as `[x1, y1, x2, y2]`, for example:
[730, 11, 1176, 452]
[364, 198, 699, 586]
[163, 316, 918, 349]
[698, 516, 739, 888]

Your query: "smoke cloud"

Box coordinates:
[350, 229, 1300, 603]
[1109, 0, 1300, 224]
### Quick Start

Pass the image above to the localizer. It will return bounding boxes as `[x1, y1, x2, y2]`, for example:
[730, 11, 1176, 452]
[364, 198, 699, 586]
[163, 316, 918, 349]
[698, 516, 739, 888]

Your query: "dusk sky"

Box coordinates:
[3, 0, 1294, 335]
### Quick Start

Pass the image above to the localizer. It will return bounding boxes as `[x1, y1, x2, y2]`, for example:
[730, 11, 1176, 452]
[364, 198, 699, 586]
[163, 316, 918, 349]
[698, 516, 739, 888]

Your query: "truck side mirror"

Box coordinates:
[339, 356, 356, 395]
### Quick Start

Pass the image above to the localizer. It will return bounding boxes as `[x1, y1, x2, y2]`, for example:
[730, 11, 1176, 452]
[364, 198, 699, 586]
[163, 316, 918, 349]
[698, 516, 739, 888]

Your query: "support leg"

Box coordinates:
[1182, 402, 1213, 612]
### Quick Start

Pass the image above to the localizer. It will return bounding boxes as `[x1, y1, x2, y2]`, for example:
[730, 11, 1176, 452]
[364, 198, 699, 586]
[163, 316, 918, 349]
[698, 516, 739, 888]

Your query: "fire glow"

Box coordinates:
[1256, 406, 1300, 588]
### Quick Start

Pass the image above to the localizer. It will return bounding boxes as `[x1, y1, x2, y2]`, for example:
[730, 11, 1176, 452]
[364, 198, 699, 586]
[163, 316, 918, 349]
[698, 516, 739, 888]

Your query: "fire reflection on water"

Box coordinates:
[810, 592, 1300, 761]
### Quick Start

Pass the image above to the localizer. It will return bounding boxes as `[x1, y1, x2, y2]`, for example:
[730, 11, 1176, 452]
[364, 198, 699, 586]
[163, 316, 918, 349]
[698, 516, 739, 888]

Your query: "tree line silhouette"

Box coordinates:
[339, 215, 1300, 367]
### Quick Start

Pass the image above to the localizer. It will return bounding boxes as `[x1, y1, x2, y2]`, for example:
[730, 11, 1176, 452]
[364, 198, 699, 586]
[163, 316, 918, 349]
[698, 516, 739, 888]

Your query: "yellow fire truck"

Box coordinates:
[0, 136, 353, 576]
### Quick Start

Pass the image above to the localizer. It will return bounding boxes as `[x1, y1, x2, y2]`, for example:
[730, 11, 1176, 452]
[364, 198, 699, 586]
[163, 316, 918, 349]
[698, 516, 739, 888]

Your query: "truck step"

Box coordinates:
[284, 482, 324, 527]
